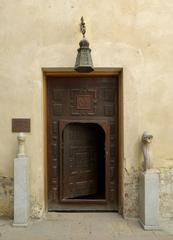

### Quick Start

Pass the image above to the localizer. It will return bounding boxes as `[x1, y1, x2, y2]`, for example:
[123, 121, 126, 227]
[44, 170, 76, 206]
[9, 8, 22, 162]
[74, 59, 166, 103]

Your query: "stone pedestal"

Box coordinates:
[13, 157, 30, 227]
[139, 171, 159, 230]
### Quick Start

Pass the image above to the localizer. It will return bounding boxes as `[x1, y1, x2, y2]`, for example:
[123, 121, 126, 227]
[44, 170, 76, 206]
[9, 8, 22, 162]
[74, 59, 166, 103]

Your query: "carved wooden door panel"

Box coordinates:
[60, 122, 98, 199]
[47, 76, 119, 211]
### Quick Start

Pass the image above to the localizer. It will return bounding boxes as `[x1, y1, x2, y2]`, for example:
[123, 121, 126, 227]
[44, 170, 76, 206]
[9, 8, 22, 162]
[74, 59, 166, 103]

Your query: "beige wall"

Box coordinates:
[0, 0, 173, 218]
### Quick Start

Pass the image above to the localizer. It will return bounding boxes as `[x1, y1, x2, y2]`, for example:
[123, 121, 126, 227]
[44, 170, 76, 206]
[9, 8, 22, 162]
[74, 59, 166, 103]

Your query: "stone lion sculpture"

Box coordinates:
[142, 131, 153, 171]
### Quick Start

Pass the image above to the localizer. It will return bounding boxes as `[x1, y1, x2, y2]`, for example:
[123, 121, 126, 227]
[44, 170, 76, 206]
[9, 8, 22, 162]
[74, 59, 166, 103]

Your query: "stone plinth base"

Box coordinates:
[139, 171, 159, 230]
[13, 157, 30, 227]
[139, 219, 160, 230]
[13, 223, 29, 227]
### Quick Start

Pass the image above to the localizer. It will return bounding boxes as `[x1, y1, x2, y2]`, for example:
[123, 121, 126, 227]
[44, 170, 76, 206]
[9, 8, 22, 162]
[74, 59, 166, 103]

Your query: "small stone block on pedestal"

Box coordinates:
[139, 171, 159, 230]
[13, 157, 29, 227]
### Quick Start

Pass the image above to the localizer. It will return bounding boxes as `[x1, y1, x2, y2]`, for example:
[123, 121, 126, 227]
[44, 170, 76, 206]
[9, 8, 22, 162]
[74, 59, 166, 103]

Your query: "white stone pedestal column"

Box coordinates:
[13, 133, 30, 227]
[139, 170, 160, 230]
[13, 157, 30, 226]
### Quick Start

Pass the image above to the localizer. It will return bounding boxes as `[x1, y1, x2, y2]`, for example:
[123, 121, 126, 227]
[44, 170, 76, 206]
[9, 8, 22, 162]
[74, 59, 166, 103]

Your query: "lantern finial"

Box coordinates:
[74, 17, 94, 72]
[80, 16, 86, 38]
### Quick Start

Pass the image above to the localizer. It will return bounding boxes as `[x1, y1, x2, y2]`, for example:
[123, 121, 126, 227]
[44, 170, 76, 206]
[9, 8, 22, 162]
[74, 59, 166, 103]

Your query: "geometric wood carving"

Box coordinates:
[104, 104, 114, 116]
[77, 95, 92, 110]
[104, 89, 115, 101]
[53, 89, 65, 101]
[53, 104, 63, 116]
[71, 89, 97, 116]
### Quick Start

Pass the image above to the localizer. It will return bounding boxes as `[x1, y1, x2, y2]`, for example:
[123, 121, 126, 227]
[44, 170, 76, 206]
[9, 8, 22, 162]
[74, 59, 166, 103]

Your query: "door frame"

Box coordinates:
[43, 67, 124, 214]
[59, 119, 110, 203]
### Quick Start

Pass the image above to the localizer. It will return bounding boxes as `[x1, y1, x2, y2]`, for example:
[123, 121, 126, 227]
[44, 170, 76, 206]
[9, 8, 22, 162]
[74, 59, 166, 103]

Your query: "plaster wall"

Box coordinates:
[0, 0, 173, 218]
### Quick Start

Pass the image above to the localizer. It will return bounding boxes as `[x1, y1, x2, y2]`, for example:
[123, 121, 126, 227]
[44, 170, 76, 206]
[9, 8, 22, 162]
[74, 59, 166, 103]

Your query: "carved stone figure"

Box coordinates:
[142, 131, 153, 171]
[17, 132, 26, 158]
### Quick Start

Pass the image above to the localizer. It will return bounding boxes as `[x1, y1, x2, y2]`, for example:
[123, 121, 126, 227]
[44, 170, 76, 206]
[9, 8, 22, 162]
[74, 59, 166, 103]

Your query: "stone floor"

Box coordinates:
[0, 213, 173, 240]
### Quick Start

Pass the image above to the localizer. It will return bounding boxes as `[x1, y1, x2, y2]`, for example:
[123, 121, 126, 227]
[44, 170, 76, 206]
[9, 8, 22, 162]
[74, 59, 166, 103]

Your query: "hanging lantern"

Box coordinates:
[74, 17, 94, 72]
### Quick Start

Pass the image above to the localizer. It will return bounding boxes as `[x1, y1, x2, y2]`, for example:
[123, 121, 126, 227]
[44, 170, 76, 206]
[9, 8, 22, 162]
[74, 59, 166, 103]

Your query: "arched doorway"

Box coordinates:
[62, 122, 105, 200]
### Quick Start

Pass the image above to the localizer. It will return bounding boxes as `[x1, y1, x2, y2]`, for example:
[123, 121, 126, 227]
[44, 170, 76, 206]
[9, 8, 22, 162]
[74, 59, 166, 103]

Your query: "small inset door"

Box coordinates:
[59, 121, 109, 201]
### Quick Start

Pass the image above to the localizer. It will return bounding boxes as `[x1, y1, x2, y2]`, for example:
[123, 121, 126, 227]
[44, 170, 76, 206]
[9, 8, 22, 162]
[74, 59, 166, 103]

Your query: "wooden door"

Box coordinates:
[61, 122, 98, 199]
[47, 76, 118, 211]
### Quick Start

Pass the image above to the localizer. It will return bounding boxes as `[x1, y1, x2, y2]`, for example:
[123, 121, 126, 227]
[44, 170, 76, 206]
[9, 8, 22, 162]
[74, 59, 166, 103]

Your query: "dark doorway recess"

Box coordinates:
[47, 75, 119, 211]
[62, 123, 105, 200]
